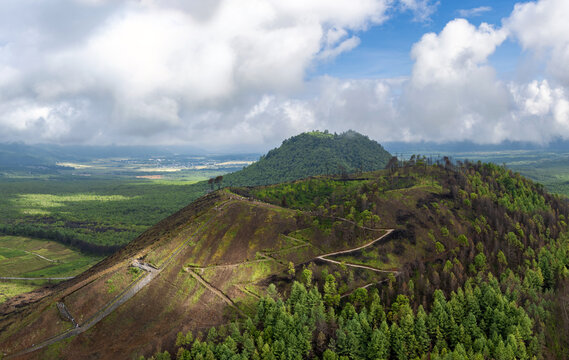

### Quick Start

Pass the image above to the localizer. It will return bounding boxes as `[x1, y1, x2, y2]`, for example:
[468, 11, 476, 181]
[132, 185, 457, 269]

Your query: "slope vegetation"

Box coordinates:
[2, 160, 569, 359]
[0, 187, 383, 359]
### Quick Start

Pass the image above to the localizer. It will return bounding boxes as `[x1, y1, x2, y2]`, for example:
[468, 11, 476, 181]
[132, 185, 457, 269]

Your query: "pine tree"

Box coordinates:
[368, 328, 389, 360]
[322, 349, 339, 360]
[301, 268, 313, 287]
[324, 274, 340, 307]
[414, 306, 431, 355]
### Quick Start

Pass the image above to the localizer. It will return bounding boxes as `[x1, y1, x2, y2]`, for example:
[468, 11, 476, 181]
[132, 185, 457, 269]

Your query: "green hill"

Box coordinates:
[3, 160, 569, 359]
[222, 130, 391, 187]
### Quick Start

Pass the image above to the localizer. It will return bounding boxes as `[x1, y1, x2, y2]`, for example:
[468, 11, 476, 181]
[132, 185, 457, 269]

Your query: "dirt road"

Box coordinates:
[5, 201, 228, 359]
[317, 228, 399, 275]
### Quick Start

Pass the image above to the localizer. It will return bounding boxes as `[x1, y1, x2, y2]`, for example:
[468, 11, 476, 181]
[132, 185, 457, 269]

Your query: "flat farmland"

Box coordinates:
[0, 177, 212, 252]
[0, 236, 102, 303]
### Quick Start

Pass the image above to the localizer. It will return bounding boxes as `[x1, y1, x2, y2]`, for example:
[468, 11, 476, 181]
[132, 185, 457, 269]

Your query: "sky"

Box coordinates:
[0, 0, 568, 151]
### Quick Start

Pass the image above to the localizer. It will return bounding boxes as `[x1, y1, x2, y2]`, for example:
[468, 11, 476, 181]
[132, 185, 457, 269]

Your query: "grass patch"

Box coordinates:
[0, 247, 28, 258]
[188, 283, 207, 305]
[176, 273, 198, 299]
[105, 272, 126, 294]
[0, 281, 47, 303]
[0, 236, 100, 279]
[128, 266, 142, 281]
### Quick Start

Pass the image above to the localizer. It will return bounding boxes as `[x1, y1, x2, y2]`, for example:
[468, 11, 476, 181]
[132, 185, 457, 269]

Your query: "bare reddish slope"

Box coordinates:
[0, 192, 304, 359]
[1, 186, 390, 359]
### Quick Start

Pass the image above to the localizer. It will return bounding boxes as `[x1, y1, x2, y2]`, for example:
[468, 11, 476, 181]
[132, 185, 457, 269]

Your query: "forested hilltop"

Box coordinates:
[222, 130, 392, 187]
[145, 159, 569, 360]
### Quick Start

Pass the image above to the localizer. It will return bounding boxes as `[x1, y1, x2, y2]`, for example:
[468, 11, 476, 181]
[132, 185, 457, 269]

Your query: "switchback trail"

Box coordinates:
[318, 229, 394, 261]
[314, 227, 399, 298]
[228, 190, 401, 288]
[317, 228, 399, 275]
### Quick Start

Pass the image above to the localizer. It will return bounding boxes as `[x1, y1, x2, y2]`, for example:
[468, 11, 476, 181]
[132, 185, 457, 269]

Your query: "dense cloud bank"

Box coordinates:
[0, 0, 567, 149]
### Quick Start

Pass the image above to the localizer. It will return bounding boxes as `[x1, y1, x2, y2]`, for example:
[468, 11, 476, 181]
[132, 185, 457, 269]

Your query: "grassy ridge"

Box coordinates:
[389, 147, 569, 197]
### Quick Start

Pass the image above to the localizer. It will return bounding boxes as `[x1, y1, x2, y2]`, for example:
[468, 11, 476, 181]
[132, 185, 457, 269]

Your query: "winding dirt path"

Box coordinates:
[227, 190, 401, 289]
[314, 227, 399, 298]
[317, 229, 394, 261]
[27, 251, 56, 263]
[317, 228, 399, 275]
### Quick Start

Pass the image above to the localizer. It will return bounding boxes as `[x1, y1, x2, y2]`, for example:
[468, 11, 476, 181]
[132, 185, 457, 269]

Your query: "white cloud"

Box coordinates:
[318, 36, 361, 60]
[410, 19, 507, 86]
[0, 0, 392, 145]
[457, 6, 492, 18]
[396, 19, 511, 142]
[509, 80, 569, 135]
[271, 1, 569, 146]
[1, 0, 569, 149]
[399, 0, 440, 22]
[393, 12, 569, 144]
[506, 0, 569, 86]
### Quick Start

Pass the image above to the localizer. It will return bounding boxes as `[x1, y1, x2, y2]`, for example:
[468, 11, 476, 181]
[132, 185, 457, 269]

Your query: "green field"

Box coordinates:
[0, 236, 102, 303]
[0, 176, 214, 252]
[507, 156, 569, 196]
